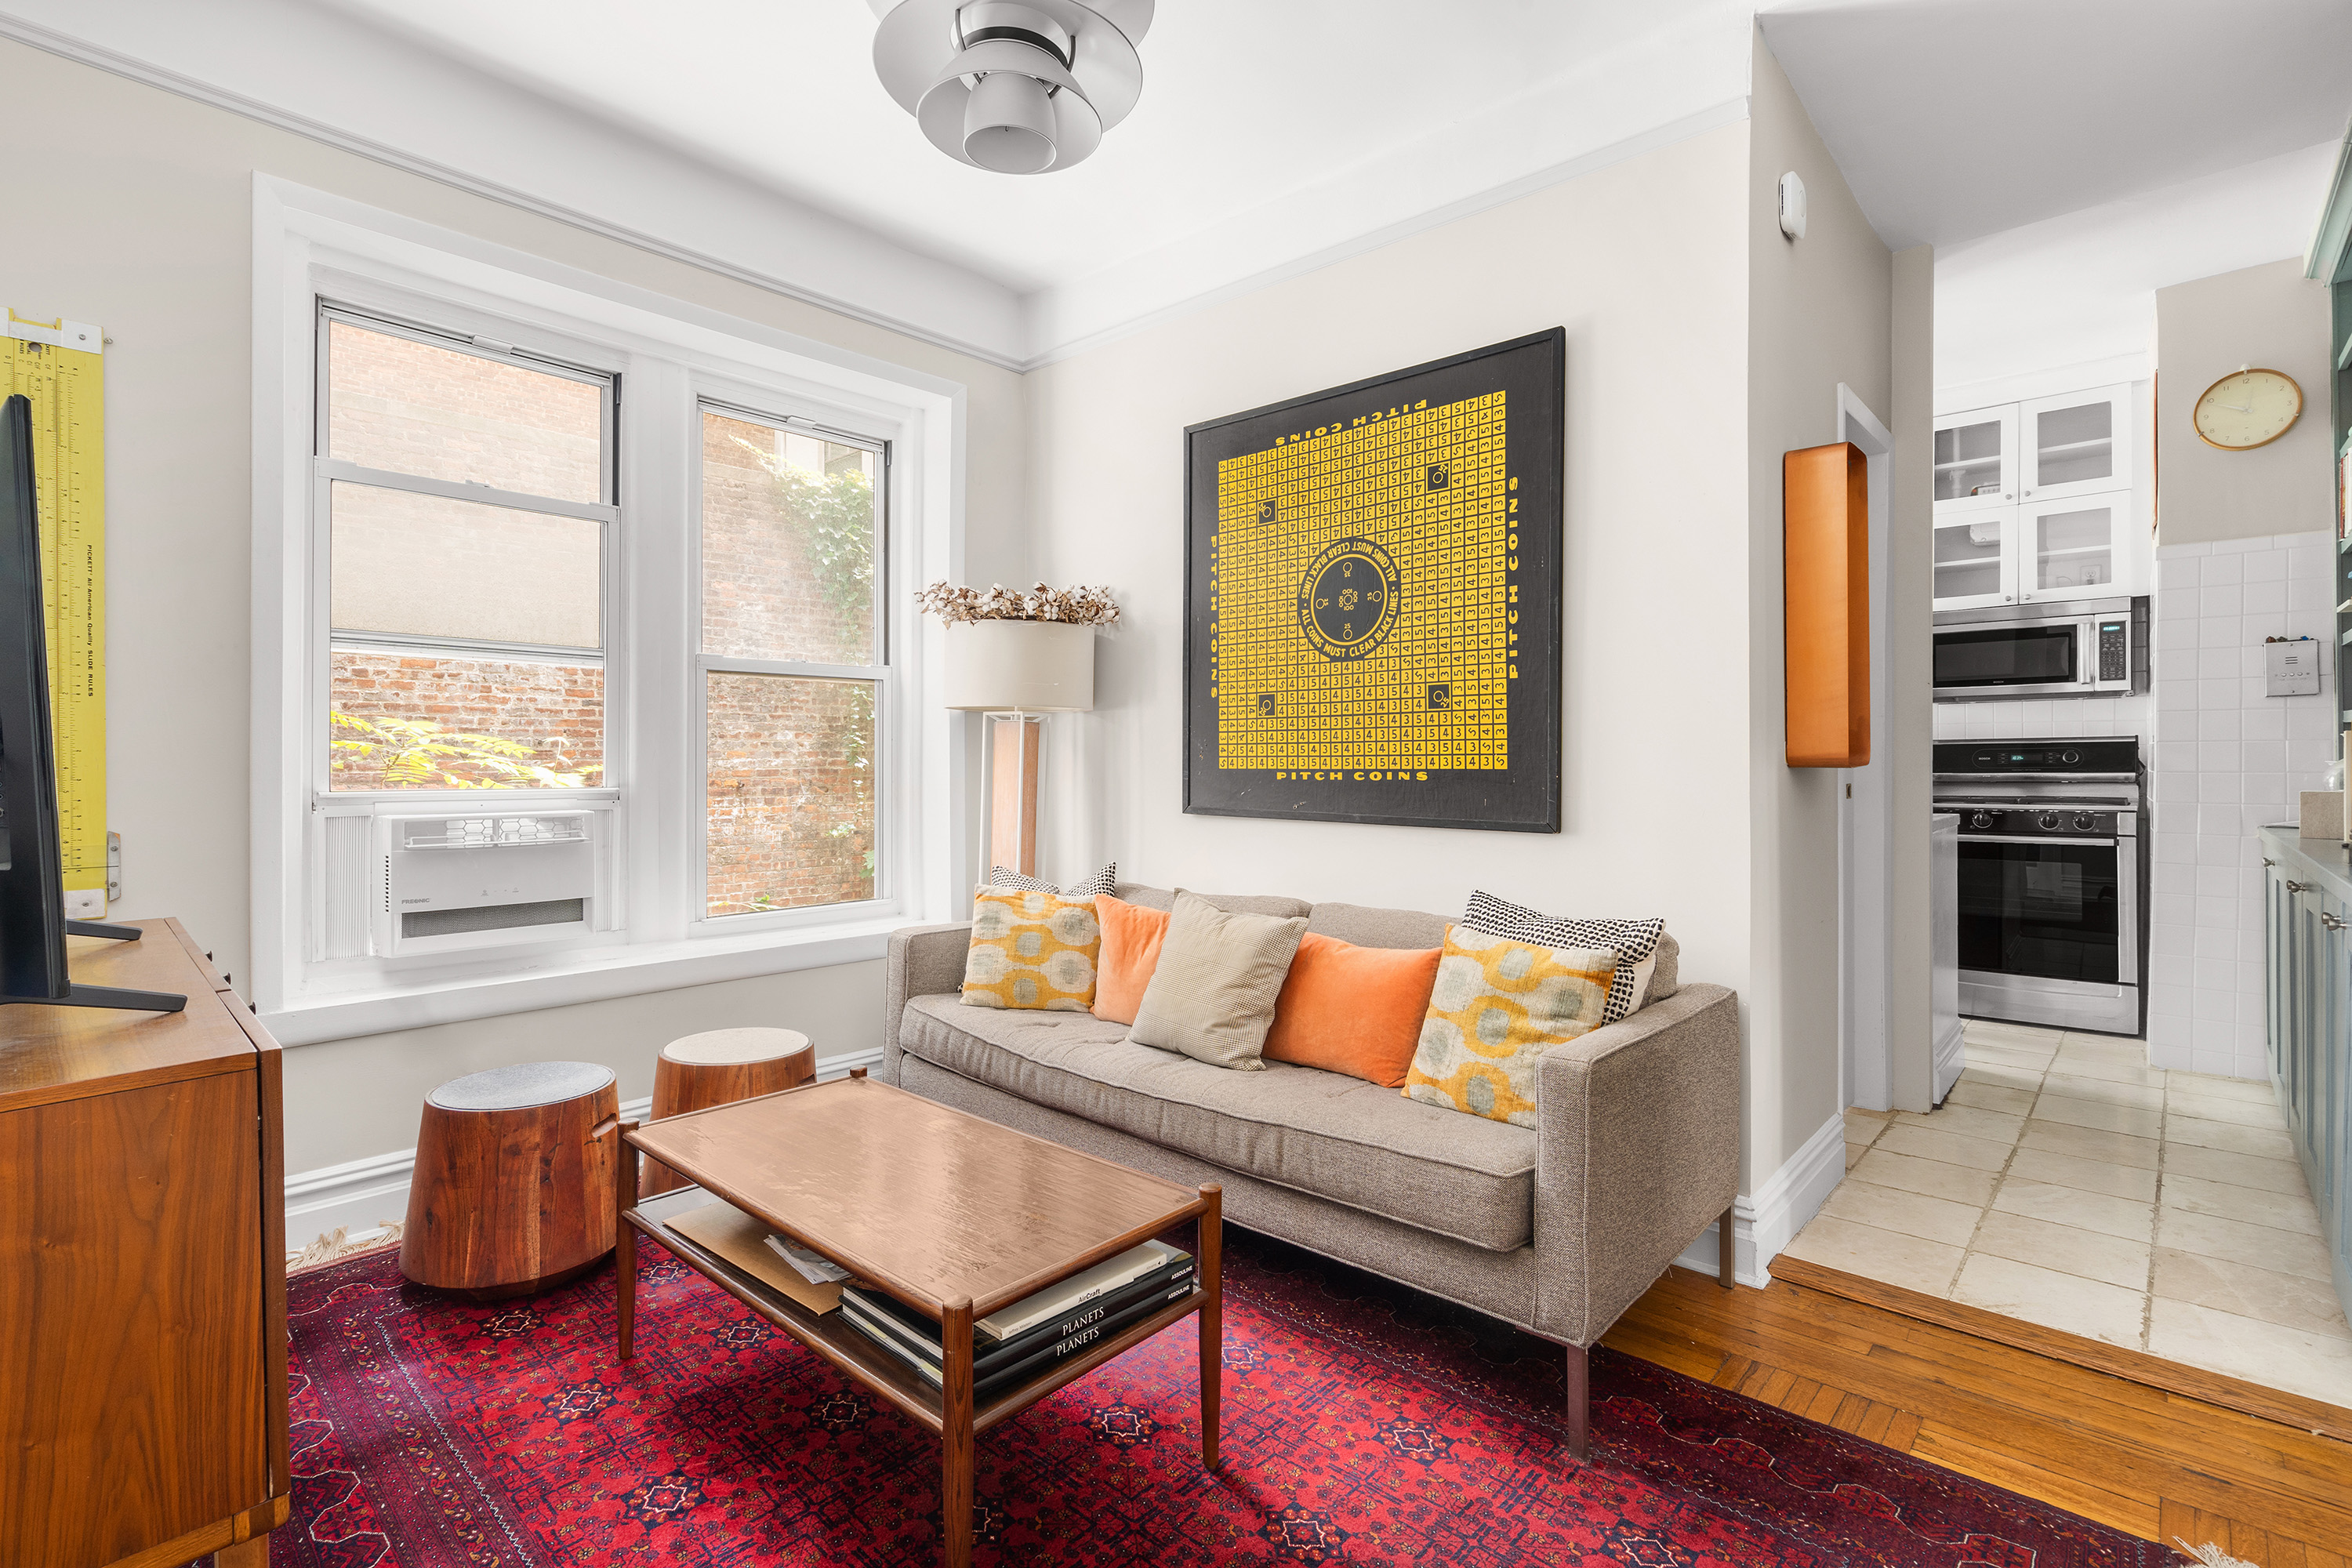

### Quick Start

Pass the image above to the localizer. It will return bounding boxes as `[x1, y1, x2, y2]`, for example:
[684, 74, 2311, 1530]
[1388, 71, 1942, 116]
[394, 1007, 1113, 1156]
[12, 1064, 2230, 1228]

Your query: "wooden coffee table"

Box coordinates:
[615, 1069, 1221, 1567]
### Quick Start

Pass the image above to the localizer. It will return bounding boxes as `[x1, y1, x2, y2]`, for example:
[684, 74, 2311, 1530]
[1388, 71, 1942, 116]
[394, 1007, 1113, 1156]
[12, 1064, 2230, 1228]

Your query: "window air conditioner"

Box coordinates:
[372, 811, 596, 957]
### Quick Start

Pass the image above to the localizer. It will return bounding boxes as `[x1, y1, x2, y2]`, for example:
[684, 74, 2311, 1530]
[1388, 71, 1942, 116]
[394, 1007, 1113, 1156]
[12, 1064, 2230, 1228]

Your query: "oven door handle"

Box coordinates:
[1958, 834, 2118, 848]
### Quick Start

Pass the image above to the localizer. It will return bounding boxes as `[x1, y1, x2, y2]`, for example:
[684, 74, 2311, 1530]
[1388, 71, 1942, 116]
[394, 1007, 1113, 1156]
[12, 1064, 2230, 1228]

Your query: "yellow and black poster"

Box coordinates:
[1185, 329, 1563, 833]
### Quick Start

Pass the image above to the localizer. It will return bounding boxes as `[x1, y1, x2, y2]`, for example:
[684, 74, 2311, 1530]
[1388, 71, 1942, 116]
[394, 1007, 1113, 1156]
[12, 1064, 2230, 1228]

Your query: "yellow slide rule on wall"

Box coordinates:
[3, 310, 107, 895]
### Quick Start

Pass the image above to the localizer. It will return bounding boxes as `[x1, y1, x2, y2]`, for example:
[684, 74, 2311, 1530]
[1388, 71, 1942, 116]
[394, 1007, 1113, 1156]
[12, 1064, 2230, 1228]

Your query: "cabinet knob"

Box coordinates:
[2263, 857, 2276, 866]
[2324, 913, 2346, 932]
[2287, 880, 2310, 893]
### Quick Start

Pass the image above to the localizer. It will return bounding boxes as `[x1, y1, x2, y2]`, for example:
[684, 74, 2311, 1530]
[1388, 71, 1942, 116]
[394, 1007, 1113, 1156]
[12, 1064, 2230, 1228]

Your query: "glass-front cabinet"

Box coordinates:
[2021, 494, 2129, 602]
[1931, 383, 2145, 612]
[1932, 508, 2014, 609]
[1933, 405, 2016, 516]
[2020, 384, 2132, 505]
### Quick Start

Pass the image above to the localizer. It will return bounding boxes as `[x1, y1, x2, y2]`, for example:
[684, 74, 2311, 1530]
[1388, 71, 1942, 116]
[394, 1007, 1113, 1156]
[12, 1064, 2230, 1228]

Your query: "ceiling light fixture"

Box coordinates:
[869, 0, 1152, 175]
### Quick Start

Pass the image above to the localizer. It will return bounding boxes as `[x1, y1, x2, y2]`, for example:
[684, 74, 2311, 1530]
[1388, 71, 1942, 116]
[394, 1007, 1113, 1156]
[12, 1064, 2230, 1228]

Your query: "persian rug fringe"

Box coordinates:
[2176, 1543, 2259, 1568]
[289, 1221, 404, 1274]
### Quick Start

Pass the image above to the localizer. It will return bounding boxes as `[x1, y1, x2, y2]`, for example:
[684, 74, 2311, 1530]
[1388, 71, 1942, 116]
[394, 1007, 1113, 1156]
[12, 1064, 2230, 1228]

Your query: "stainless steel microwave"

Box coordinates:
[1932, 596, 2146, 702]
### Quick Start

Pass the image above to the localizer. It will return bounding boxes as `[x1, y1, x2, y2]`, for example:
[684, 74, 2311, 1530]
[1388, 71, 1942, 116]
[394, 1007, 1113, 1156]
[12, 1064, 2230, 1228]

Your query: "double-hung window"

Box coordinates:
[695, 403, 887, 919]
[260, 184, 955, 1041]
[318, 309, 615, 793]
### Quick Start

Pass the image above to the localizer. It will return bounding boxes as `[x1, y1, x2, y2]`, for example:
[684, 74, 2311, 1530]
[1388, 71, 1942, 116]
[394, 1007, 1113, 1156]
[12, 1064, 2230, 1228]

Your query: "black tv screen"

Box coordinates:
[0, 393, 180, 1012]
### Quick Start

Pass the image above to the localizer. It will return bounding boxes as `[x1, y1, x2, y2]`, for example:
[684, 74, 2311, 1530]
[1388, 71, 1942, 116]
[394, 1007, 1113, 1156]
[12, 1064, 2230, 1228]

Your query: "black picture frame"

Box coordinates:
[1182, 329, 1564, 833]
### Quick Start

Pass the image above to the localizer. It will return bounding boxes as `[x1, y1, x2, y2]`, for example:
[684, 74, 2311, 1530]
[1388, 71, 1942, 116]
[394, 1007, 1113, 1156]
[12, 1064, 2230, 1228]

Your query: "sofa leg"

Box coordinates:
[1717, 1203, 1737, 1290]
[1563, 1342, 1590, 1460]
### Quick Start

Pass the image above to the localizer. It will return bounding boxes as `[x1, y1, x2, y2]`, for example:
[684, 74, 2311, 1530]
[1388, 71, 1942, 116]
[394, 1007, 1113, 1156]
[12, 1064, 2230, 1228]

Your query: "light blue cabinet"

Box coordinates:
[2256, 828, 2352, 1324]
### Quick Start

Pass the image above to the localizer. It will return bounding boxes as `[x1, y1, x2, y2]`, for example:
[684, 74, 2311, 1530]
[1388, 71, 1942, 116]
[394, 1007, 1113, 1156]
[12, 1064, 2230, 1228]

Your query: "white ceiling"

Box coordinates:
[6, 0, 2349, 370]
[1932, 140, 2339, 400]
[1759, 0, 2352, 251]
[0, 0, 1758, 364]
[321, 0, 1752, 297]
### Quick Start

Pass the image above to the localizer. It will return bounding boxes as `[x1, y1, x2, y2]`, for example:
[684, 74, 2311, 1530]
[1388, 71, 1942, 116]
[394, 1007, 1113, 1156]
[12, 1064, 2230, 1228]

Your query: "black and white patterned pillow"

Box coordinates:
[987, 862, 1118, 898]
[1459, 890, 1665, 1025]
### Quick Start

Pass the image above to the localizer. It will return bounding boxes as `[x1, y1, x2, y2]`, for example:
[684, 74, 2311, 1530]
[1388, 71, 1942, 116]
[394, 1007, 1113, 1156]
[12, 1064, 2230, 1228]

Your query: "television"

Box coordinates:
[0, 393, 181, 1012]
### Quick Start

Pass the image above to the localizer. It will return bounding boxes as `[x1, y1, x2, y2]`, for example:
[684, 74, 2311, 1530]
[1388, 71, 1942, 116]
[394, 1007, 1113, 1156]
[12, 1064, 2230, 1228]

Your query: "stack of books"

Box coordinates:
[839, 1240, 1194, 1402]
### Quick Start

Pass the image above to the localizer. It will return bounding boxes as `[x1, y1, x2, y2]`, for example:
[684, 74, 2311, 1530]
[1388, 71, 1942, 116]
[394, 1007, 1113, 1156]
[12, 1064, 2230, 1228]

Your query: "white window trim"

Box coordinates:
[252, 174, 969, 1046]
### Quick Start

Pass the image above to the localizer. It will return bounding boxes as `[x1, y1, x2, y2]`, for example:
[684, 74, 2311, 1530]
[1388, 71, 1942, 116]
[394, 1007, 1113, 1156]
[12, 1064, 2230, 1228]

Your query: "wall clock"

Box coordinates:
[2192, 365, 2302, 451]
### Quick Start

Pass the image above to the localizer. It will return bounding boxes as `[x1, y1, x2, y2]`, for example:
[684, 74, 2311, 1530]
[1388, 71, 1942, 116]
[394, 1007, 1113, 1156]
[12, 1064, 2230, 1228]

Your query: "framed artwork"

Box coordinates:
[1183, 329, 1563, 833]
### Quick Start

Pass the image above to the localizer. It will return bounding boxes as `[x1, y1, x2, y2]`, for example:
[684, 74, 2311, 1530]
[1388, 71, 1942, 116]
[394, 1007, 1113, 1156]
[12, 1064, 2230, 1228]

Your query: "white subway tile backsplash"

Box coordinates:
[2194, 833, 2241, 866]
[2243, 706, 2286, 739]
[2201, 554, 2246, 585]
[2241, 739, 2287, 772]
[2198, 679, 2240, 710]
[2157, 540, 2212, 557]
[2288, 576, 2331, 612]
[2242, 549, 2288, 583]
[2241, 579, 2288, 613]
[2198, 774, 2241, 803]
[2199, 586, 2244, 617]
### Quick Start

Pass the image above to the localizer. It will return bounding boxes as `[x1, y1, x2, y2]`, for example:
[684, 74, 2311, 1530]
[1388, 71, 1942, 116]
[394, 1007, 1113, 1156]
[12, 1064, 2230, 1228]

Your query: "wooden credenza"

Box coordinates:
[0, 920, 289, 1568]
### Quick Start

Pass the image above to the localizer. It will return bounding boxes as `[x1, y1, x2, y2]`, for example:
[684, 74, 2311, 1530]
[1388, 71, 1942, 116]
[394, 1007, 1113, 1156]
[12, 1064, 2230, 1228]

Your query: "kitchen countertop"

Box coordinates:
[2258, 825, 2352, 902]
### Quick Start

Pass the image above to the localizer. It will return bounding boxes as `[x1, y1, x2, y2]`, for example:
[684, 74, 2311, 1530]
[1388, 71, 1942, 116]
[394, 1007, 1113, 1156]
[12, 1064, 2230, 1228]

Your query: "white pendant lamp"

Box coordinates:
[869, 0, 1152, 175]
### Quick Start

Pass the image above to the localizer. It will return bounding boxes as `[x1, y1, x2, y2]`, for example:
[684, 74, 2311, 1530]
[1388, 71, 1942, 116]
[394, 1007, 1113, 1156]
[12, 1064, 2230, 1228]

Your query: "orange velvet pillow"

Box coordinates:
[1091, 895, 1171, 1025]
[1262, 933, 1443, 1087]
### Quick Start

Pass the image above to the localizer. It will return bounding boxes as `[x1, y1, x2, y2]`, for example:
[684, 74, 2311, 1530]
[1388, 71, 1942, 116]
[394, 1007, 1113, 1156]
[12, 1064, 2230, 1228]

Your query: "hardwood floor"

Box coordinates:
[1605, 1264, 2352, 1565]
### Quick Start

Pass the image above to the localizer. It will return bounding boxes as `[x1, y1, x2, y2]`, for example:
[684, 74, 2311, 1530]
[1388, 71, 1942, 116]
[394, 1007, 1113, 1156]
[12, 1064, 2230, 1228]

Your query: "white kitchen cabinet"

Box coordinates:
[1931, 490, 2138, 611]
[2020, 491, 2132, 602]
[1933, 405, 2016, 516]
[2020, 384, 2132, 505]
[1932, 507, 2016, 609]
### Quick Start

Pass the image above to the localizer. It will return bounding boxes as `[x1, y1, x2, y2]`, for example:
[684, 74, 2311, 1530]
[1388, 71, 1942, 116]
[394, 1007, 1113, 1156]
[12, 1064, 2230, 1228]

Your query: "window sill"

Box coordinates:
[263, 913, 908, 1047]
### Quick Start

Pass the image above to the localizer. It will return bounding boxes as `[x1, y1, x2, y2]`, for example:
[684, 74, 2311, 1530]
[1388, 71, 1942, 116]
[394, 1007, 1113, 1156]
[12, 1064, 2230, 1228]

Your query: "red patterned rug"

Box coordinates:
[255, 1229, 2169, 1566]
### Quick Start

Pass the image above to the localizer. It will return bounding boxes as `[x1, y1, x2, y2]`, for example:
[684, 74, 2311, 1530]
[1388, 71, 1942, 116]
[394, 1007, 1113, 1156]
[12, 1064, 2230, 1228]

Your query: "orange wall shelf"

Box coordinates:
[1784, 441, 1869, 768]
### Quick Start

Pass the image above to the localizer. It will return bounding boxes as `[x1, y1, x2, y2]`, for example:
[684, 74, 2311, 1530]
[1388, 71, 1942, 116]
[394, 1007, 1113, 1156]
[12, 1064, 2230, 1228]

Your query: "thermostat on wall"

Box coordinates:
[2265, 636, 2321, 697]
[1777, 172, 1807, 239]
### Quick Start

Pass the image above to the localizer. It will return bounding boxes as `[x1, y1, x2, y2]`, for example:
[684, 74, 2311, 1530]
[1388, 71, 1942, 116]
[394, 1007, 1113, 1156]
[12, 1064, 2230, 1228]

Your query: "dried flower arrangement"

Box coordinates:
[915, 580, 1120, 627]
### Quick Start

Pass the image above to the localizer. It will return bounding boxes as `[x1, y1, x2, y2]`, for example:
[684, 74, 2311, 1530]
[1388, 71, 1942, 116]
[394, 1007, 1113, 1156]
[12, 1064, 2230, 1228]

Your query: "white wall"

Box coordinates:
[1745, 31, 1901, 1154]
[1025, 124, 1757, 1138]
[0, 38, 1028, 1183]
[2154, 258, 2338, 548]
[2147, 531, 2338, 1078]
[1025, 31, 1912, 1211]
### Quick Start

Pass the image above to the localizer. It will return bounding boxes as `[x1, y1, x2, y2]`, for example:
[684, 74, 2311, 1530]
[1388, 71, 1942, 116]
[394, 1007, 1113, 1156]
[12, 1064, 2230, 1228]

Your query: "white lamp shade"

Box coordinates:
[940, 620, 1095, 712]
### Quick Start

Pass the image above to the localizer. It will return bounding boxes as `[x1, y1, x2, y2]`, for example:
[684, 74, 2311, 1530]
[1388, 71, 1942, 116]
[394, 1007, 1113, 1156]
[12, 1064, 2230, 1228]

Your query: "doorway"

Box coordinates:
[1836, 385, 1895, 1113]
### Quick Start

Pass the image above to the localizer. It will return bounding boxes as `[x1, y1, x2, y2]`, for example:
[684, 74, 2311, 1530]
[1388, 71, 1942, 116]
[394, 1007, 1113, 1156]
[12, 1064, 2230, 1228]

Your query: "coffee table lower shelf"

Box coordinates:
[622, 1208, 1210, 1436]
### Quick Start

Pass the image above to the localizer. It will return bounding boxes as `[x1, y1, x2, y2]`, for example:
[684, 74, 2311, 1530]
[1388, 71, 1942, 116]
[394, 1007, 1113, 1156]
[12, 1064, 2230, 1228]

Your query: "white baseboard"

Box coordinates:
[1932, 1017, 1966, 1103]
[283, 1049, 882, 1250]
[1671, 1111, 1846, 1288]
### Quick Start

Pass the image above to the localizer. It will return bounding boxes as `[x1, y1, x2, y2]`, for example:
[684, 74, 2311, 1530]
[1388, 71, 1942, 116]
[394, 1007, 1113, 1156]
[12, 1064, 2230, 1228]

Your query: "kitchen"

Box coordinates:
[1780, 145, 2352, 1417]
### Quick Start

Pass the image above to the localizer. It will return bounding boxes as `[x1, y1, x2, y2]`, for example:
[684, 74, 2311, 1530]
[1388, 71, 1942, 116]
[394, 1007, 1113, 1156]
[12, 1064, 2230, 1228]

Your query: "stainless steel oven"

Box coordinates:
[1933, 739, 2143, 1035]
[1933, 596, 2146, 701]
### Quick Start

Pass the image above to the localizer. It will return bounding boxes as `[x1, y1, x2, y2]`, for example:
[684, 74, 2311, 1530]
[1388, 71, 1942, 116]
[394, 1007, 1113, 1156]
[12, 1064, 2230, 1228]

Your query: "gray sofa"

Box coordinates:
[880, 884, 1741, 1455]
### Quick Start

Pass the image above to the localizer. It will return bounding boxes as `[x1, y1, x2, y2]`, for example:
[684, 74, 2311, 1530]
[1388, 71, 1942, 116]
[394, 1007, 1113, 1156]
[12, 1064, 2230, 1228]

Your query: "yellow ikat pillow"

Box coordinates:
[1403, 925, 1618, 1126]
[960, 888, 1102, 1011]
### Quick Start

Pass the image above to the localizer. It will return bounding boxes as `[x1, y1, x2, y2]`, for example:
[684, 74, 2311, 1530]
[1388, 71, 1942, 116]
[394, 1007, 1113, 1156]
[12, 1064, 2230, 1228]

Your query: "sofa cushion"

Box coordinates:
[1306, 902, 1448, 949]
[1114, 883, 1313, 920]
[899, 993, 1535, 1250]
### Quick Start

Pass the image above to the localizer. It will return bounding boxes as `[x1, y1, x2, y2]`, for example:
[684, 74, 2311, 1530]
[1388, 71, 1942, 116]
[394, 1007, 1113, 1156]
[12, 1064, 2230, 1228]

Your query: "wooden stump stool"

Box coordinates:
[641, 1028, 816, 1196]
[401, 1061, 619, 1301]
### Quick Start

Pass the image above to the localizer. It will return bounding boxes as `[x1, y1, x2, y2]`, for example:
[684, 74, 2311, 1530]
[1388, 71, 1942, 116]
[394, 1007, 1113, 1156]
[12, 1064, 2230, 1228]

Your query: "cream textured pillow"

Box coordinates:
[1127, 889, 1307, 1071]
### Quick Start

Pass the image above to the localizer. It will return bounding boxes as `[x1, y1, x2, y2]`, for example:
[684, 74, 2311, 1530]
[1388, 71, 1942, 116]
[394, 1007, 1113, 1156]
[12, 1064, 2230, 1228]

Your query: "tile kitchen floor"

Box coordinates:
[1784, 1019, 2352, 1412]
